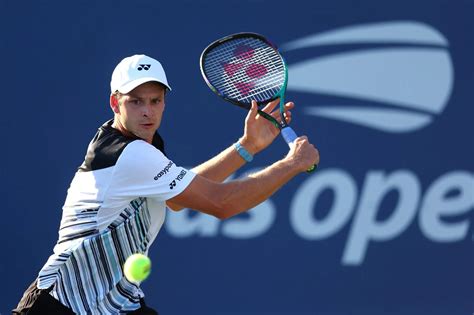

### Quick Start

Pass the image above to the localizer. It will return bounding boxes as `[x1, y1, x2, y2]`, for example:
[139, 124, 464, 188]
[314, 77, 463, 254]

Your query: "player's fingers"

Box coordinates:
[284, 102, 295, 111]
[249, 100, 258, 119]
[284, 111, 292, 123]
[296, 135, 309, 142]
[270, 102, 294, 119]
[261, 98, 280, 113]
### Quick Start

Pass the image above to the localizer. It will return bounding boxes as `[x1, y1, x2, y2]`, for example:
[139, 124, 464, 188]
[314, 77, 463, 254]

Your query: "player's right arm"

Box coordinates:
[184, 100, 292, 182]
[166, 100, 292, 211]
[168, 136, 318, 219]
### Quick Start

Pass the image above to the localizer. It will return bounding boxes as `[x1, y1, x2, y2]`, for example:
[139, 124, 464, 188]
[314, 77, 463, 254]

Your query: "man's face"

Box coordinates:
[112, 82, 166, 143]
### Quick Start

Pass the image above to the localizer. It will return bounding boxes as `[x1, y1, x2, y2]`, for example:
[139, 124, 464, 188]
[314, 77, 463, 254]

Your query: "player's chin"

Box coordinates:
[135, 126, 157, 140]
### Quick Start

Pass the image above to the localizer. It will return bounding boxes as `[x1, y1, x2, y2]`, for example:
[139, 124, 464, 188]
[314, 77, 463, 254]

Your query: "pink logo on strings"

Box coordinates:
[234, 82, 256, 96]
[245, 64, 267, 79]
[234, 44, 255, 59]
[222, 44, 268, 96]
[223, 63, 244, 77]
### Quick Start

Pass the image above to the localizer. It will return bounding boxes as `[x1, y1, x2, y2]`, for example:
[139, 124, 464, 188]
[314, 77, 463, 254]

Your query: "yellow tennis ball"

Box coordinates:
[123, 253, 151, 283]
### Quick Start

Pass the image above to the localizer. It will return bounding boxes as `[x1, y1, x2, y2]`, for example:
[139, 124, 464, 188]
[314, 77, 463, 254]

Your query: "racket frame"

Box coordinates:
[200, 32, 284, 129]
[200, 32, 316, 172]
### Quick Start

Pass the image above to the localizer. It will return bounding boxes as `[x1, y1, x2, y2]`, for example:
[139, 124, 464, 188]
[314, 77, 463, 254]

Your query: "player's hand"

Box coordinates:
[285, 136, 319, 172]
[239, 99, 294, 154]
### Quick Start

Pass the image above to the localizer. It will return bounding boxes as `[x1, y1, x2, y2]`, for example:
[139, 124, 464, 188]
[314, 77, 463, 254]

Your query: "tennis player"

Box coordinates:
[13, 54, 319, 314]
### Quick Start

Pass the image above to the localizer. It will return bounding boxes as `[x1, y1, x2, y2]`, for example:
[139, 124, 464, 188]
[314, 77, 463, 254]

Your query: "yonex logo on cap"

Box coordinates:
[137, 64, 151, 71]
[110, 54, 172, 93]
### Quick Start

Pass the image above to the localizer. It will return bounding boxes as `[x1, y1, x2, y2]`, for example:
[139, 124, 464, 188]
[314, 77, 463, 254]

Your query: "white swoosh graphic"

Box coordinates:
[304, 106, 432, 133]
[281, 21, 448, 51]
[287, 48, 453, 113]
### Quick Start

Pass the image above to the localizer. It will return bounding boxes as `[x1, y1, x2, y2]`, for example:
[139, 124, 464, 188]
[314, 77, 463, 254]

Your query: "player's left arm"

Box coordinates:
[166, 99, 293, 210]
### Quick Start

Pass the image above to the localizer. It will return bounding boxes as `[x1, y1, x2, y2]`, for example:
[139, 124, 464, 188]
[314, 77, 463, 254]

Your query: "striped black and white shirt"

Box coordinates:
[37, 120, 195, 314]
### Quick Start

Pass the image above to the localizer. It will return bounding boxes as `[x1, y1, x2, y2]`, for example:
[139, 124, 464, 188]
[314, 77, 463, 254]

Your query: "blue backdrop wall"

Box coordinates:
[0, 0, 472, 314]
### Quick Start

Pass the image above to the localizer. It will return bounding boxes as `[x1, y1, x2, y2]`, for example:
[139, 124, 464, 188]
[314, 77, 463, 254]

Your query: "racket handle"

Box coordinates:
[281, 126, 298, 144]
[281, 127, 317, 173]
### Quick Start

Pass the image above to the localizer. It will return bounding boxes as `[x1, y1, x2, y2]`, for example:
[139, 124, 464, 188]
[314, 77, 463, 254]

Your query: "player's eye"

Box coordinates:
[129, 99, 142, 105]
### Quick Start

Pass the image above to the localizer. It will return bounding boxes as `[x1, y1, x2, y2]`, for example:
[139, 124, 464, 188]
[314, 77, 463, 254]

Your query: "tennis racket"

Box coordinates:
[200, 32, 316, 172]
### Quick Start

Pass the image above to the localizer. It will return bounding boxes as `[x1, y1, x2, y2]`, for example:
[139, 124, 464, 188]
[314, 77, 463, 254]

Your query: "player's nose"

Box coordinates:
[141, 102, 153, 116]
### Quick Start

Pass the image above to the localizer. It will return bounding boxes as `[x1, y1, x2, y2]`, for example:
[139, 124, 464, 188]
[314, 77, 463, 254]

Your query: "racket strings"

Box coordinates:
[206, 46, 283, 101]
[203, 37, 285, 103]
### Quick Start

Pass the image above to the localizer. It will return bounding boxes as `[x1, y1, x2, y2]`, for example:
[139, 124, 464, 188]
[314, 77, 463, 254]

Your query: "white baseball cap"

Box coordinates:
[110, 54, 172, 94]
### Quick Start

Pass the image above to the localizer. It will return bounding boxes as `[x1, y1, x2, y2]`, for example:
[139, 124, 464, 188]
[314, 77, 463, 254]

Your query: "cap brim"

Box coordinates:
[117, 77, 172, 94]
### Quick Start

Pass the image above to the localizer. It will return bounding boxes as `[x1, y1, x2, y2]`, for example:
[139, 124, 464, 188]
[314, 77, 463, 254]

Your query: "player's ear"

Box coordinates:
[110, 94, 120, 113]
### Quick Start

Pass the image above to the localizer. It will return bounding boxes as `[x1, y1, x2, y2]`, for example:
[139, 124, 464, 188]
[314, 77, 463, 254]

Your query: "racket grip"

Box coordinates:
[281, 126, 298, 144]
[281, 127, 317, 173]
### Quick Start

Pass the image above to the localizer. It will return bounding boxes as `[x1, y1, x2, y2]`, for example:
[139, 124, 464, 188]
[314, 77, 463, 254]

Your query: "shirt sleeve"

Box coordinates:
[107, 140, 196, 202]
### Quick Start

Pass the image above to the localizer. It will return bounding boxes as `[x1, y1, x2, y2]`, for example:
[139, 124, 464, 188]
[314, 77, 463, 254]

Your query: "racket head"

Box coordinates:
[200, 32, 287, 111]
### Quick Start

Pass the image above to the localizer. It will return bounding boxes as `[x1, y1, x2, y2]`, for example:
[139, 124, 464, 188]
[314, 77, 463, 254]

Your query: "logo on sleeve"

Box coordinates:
[169, 170, 187, 189]
[154, 161, 174, 180]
